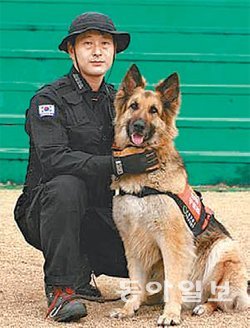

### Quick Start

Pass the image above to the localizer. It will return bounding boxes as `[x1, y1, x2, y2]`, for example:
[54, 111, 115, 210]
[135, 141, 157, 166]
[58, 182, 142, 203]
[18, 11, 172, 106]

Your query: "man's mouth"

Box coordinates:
[90, 61, 104, 64]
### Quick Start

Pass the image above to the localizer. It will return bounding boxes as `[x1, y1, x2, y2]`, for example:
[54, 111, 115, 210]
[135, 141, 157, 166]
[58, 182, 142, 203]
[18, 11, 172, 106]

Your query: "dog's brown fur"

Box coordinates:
[110, 65, 249, 326]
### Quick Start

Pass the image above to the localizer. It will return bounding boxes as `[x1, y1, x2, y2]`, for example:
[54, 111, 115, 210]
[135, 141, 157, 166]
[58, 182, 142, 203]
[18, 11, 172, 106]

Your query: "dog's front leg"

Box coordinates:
[110, 258, 147, 319]
[156, 238, 184, 326]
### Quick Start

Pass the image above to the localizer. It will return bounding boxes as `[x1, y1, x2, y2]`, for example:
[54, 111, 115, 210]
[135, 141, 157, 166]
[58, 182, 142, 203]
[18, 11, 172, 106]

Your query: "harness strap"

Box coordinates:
[118, 186, 214, 237]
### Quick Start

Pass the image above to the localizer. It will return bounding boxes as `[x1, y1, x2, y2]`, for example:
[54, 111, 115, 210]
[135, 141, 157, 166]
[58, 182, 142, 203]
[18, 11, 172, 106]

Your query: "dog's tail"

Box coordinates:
[230, 280, 250, 311]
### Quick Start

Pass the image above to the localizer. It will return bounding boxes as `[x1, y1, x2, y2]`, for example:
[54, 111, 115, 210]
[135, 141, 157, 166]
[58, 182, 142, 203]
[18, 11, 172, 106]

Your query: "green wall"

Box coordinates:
[0, 0, 250, 185]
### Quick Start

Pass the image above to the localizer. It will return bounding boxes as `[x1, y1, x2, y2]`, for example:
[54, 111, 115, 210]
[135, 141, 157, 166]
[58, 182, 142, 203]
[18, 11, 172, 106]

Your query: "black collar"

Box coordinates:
[69, 66, 107, 94]
[117, 186, 171, 198]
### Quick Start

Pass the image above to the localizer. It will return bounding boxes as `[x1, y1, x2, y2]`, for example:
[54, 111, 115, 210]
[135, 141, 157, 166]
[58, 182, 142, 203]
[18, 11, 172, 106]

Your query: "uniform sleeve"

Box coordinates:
[27, 94, 113, 180]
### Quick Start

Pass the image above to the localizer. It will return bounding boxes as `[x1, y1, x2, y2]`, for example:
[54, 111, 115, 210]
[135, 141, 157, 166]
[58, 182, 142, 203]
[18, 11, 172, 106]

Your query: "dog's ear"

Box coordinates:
[155, 73, 180, 114]
[120, 64, 145, 95]
[114, 64, 146, 116]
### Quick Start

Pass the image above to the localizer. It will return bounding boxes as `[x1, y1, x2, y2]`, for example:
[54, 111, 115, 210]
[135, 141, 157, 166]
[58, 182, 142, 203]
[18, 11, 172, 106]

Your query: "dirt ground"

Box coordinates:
[0, 189, 249, 328]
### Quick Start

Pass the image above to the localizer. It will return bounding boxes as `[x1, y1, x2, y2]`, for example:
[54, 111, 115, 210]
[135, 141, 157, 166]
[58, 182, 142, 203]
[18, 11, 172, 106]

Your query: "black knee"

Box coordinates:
[43, 175, 88, 209]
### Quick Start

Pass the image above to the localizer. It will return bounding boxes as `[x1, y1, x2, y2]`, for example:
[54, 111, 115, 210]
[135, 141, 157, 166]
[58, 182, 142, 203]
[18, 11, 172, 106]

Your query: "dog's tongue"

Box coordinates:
[131, 133, 144, 145]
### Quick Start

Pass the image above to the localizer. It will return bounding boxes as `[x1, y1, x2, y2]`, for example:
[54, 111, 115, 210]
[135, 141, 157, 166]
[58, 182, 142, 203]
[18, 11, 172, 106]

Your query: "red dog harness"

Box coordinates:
[117, 184, 214, 237]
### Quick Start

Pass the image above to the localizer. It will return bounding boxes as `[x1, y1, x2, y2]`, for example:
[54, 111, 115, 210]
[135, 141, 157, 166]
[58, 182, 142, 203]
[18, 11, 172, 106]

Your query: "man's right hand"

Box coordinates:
[112, 149, 159, 176]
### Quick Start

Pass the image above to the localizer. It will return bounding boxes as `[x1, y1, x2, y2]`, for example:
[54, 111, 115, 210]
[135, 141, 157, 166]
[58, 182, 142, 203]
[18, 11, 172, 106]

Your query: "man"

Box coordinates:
[14, 12, 158, 322]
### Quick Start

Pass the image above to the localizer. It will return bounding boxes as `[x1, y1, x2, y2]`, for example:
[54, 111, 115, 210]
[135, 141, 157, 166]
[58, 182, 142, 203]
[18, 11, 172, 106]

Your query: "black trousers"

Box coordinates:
[15, 175, 128, 287]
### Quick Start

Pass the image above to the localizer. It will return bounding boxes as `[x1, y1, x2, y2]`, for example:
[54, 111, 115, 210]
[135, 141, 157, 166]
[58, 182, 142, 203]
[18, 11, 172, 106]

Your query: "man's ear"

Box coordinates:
[67, 42, 75, 60]
[119, 64, 145, 96]
[155, 73, 180, 113]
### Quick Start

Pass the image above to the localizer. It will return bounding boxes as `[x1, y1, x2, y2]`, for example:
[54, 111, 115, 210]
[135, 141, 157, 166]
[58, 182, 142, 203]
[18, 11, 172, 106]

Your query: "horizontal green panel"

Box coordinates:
[0, 153, 249, 184]
[0, 90, 32, 115]
[2, 24, 249, 36]
[0, 115, 25, 124]
[2, 0, 249, 5]
[0, 92, 247, 117]
[1, 124, 249, 151]
[1, 82, 249, 96]
[0, 159, 28, 183]
[128, 35, 250, 56]
[0, 148, 249, 162]
[111, 62, 250, 86]
[0, 58, 72, 86]
[1, 115, 250, 128]
[2, 50, 250, 64]
[1, 58, 250, 86]
[1, 93, 250, 120]
[1, 1, 249, 30]
[0, 125, 29, 148]
[181, 94, 250, 117]
[181, 151, 250, 162]
[0, 82, 250, 98]
[121, 53, 250, 64]
[0, 82, 43, 91]
[175, 127, 250, 152]
[177, 118, 250, 128]
[1, 31, 250, 55]
[184, 162, 250, 185]
[0, 148, 28, 159]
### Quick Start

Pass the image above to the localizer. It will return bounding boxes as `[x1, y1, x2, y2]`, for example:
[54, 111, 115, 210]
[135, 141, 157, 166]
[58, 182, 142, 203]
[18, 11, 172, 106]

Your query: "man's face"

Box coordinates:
[68, 30, 115, 79]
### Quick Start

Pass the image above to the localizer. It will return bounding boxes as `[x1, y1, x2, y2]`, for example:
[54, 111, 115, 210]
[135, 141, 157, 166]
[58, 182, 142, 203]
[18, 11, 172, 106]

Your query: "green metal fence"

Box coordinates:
[0, 0, 250, 185]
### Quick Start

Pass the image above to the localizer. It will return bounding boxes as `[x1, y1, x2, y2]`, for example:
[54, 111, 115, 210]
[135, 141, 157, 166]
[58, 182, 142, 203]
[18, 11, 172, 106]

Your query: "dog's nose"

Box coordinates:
[133, 119, 145, 133]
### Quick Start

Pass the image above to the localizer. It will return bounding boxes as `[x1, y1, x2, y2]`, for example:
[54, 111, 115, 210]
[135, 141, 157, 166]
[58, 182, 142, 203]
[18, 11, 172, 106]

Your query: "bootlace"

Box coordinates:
[46, 287, 77, 318]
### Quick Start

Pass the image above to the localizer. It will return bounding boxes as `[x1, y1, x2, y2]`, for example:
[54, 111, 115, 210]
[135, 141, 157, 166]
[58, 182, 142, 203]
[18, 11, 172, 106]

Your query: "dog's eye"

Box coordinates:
[149, 106, 158, 114]
[129, 102, 139, 111]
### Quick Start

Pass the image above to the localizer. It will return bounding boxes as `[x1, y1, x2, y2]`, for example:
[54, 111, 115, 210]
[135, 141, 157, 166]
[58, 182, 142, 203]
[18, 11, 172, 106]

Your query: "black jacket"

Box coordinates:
[24, 66, 116, 207]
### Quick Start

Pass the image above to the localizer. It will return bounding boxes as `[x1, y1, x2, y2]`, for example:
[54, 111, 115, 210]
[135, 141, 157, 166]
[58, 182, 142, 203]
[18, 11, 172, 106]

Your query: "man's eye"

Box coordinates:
[149, 106, 158, 114]
[130, 102, 139, 110]
[103, 41, 111, 46]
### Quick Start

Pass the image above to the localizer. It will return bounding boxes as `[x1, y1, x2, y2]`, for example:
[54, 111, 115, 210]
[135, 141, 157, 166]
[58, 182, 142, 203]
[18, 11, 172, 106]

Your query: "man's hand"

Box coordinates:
[112, 149, 159, 176]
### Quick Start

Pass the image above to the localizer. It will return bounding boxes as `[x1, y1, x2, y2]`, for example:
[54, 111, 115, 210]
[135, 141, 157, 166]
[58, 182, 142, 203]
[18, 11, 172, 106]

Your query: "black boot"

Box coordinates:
[45, 286, 87, 322]
[76, 282, 103, 302]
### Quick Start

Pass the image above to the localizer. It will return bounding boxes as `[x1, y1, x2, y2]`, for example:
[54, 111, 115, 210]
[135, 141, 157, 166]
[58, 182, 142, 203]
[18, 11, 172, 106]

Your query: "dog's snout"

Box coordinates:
[133, 119, 146, 133]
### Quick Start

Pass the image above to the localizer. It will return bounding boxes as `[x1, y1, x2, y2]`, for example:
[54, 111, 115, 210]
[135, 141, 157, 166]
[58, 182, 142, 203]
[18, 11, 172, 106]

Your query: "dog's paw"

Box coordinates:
[110, 307, 134, 319]
[192, 304, 206, 316]
[157, 313, 181, 326]
[192, 303, 215, 316]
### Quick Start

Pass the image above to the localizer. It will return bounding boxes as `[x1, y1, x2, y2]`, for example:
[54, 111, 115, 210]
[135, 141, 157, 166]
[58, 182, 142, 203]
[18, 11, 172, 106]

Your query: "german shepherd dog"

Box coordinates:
[110, 64, 249, 326]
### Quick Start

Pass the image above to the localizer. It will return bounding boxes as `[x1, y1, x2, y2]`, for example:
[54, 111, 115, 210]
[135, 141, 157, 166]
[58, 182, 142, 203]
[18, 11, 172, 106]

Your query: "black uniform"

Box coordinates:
[14, 66, 128, 288]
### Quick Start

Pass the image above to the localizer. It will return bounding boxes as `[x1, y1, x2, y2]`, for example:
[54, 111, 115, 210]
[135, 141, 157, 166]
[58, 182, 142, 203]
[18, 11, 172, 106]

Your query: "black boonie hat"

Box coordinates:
[59, 12, 130, 53]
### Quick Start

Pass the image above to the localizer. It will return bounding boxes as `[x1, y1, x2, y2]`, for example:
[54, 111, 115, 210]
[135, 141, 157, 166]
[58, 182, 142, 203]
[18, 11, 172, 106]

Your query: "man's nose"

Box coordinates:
[93, 43, 102, 56]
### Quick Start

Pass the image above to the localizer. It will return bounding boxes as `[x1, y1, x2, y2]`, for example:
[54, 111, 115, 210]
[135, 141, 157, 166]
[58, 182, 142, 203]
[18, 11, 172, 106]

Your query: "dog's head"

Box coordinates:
[114, 64, 181, 150]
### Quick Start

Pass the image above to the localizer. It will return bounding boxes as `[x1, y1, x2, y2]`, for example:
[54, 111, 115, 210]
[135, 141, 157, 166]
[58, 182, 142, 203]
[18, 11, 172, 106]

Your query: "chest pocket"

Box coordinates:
[63, 91, 102, 153]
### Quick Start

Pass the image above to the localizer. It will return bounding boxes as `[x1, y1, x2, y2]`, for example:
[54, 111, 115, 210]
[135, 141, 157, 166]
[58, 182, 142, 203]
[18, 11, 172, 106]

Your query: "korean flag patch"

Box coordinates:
[38, 104, 55, 117]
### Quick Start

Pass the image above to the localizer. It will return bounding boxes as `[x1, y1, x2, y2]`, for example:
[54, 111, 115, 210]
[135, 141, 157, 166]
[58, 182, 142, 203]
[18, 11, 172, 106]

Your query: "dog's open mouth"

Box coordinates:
[131, 133, 144, 146]
[127, 119, 155, 147]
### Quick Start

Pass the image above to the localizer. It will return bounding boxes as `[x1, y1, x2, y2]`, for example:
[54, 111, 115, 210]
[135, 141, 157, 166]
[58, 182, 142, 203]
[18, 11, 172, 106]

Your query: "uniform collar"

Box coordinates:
[69, 66, 107, 94]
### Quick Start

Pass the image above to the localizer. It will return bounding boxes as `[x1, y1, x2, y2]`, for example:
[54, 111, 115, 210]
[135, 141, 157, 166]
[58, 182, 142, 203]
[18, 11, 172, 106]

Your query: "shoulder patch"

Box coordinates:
[38, 104, 55, 117]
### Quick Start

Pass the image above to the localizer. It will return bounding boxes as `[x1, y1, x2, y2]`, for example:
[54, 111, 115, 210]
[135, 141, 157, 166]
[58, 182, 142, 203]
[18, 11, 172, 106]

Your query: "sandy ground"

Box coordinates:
[0, 189, 249, 328]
